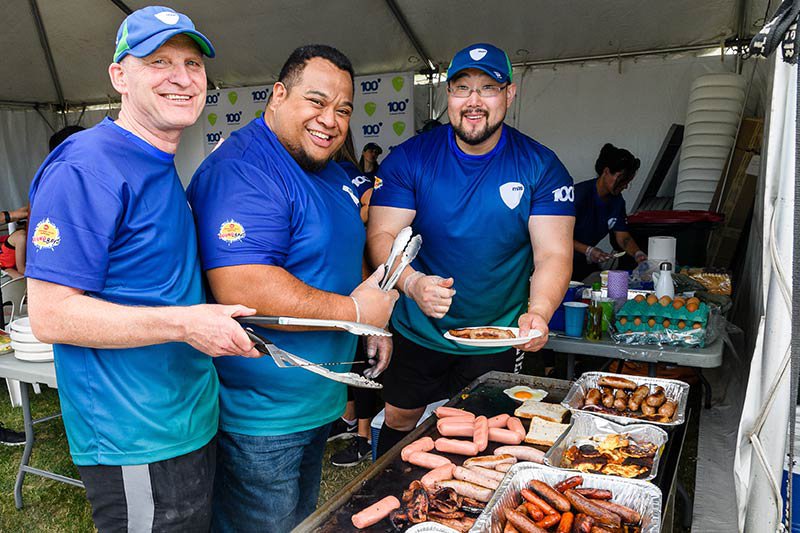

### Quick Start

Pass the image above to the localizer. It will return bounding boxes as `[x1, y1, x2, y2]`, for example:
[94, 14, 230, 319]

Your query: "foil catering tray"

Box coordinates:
[474, 462, 662, 533]
[543, 411, 668, 481]
[561, 371, 690, 427]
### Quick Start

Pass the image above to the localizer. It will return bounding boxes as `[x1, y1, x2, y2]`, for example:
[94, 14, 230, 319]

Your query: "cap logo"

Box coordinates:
[154, 11, 180, 25]
[469, 48, 488, 61]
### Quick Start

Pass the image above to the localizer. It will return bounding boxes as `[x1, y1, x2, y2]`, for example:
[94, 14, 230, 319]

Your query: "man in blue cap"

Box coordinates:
[25, 7, 260, 531]
[368, 43, 576, 455]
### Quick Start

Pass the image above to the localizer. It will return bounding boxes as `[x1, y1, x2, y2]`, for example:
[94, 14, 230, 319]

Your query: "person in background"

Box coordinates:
[328, 134, 383, 466]
[571, 143, 647, 282]
[24, 7, 260, 531]
[367, 43, 575, 456]
[0, 206, 30, 279]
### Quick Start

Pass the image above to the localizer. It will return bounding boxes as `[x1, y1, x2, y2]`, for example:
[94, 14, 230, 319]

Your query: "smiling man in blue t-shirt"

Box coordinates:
[368, 43, 576, 456]
[24, 7, 260, 532]
[187, 45, 397, 532]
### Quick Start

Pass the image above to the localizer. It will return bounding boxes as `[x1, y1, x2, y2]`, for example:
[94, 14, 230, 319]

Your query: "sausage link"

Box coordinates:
[530, 480, 571, 512]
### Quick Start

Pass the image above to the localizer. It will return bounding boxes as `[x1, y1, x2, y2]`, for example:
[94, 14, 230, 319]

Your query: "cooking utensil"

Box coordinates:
[236, 316, 390, 337]
[242, 328, 382, 389]
[382, 234, 422, 291]
[613, 251, 627, 258]
[381, 226, 413, 286]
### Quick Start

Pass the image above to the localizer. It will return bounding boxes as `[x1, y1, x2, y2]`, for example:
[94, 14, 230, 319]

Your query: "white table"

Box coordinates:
[0, 353, 83, 509]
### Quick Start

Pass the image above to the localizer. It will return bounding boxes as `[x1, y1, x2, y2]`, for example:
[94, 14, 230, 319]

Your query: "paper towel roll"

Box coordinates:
[648, 236, 676, 267]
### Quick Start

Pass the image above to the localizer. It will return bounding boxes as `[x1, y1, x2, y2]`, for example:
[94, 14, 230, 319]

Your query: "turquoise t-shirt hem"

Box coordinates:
[219, 408, 342, 437]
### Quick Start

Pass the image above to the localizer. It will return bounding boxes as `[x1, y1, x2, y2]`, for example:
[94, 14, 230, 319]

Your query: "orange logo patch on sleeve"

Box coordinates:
[218, 219, 246, 244]
[31, 218, 61, 250]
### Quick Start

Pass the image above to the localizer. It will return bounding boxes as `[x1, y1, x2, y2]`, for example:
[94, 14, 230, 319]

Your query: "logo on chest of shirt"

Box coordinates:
[342, 185, 360, 205]
[218, 219, 246, 244]
[31, 218, 61, 251]
[499, 182, 525, 209]
[608, 217, 617, 229]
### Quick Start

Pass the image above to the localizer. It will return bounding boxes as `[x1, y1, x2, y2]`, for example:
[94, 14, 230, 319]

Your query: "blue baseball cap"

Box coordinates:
[447, 43, 513, 84]
[113, 6, 215, 63]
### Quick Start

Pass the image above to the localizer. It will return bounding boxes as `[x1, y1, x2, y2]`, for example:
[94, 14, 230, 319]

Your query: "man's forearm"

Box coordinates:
[28, 280, 188, 348]
[366, 230, 417, 294]
[529, 254, 572, 322]
[207, 265, 356, 322]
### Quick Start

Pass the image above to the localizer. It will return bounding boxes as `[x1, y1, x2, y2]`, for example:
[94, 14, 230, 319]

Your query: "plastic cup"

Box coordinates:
[599, 298, 614, 332]
[564, 302, 588, 337]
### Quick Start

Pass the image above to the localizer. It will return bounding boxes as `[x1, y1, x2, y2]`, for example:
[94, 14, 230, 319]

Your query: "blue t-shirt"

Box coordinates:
[572, 178, 628, 256]
[338, 160, 373, 201]
[186, 118, 365, 436]
[371, 125, 575, 354]
[25, 118, 218, 466]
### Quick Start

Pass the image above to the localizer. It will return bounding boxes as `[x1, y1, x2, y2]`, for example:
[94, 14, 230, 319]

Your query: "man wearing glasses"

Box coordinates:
[367, 43, 576, 455]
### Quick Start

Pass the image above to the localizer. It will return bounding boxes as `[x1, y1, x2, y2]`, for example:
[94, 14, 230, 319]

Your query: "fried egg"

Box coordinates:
[503, 386, 547, 402]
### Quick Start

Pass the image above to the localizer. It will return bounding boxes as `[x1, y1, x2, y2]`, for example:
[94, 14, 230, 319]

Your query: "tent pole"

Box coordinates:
[28, 0, 66, 118]
[107, 0, 133, 15]
[384, 0, 437, 74]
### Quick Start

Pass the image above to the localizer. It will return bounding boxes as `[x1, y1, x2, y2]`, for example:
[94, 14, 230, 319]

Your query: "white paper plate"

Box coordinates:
[443, 326, 543, 347]
[9, 329, 39, 343]
[11, 340, 53, 353]
[14, 350, 54, 362]
[9, 317, 32, 334]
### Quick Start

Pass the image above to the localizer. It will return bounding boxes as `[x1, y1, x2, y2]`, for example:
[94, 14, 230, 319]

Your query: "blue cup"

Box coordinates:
[563, 301, 588, 337]
[548, 282, 584, 332]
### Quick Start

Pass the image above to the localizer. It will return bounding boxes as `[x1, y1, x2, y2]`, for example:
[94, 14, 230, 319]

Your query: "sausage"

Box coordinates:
[572, 513, 595, 533]
[407, 451, 453, 469]
[597, 376, 637, 390]
[434, 438, 480, 456]
[503, 522, 520, 533]
[628, 385, 649, 411]
[488, 413, 511, 428]
[505, 509, 549, 533]
[494, 446, 545, 463]
[534, 513, 561, 528]
[506, 417, 527, 441]
[351, 495, 401, 529]
[464, 453, 517, 469]
[601, 391, 614, 408]
[564, 490, 621, 528]
[584, 388, 602, 406]
[613, 397, 627, 412]
[641, 403, 656, 416]
[437, 415, 475, 425]
[437, 419, 476, 438]
[435, 406, 475, 419]
[430, 516, 476, 532]
[529, 480, 571, 512]
[553, 475, 583, 493]
[489, 427, 524, 444]
[523, 502, 545, 520]
[466, 464, 506, 482]
[592, 499, 642, 524]
[495, 462, 514, 472]
[556, 511, 573, 533]
[473, 415, 489, 452]
[400, 436, 435, 461]
[614, 389, 628, 400]
[658, 400, 677, 418]
[520, 488, 557, 515]
[420, 463, 455, 489]
[574, 488, 612, 500]
[436, 479, 494, 502]
[453, 465, 500, 490]
[645, 386, 666, 407]
[590, 527, 616, 533]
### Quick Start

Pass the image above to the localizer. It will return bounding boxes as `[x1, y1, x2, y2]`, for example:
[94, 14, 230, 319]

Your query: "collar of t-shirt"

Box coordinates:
[447, 124, 508, 162]
[102, 117, 176, 163]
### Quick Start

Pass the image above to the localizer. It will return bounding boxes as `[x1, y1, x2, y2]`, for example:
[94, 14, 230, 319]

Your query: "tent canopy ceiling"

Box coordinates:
[2, 0, 770, 106]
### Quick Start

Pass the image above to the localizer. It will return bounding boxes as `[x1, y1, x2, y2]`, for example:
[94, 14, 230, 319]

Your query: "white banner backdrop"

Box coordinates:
[350, 72, 414, 162]
[201, 85, 273, 155]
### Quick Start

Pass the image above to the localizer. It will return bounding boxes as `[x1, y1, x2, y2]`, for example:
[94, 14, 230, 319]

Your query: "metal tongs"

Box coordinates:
[380, 226, 422, 292]
[237, 316, 391, 337]
[240, 325, 383, 389]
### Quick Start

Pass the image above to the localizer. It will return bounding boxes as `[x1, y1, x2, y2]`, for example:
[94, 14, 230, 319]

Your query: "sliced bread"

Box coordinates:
[524, 418, 570, 447]
[514, 400, 568, 422]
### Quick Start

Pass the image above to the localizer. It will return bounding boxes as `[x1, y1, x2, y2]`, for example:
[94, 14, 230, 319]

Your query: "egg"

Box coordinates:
[663, 319, 671, 328]
[634, 294, 645, 303]
[693, 322, 702, 329]
[672, 299, 685, 310]
[659, 296, 672, 306]
[686, 302, 699, 313]
[646, 294, 658, 305]
[503, 386, 547, 403]
[619, 317, 628, 325]
[633, 317, 642, 326]
[677, 320, 686, 329]
[647, 317, 656, 327]
[687, 297, 700, 306]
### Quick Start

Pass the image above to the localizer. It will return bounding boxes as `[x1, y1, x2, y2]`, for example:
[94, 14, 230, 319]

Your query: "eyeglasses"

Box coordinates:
[447, 84, 508, 98]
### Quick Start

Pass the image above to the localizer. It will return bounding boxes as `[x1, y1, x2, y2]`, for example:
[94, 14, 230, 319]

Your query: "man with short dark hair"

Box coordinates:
[187, 44, 397, 531]
[368, 43, 576, 456]
[25, 7, 260, 532]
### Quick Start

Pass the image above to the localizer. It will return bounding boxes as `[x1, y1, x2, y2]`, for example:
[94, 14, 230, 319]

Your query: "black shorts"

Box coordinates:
[77, 438, 216, 533]
[382, 330, 522, 409]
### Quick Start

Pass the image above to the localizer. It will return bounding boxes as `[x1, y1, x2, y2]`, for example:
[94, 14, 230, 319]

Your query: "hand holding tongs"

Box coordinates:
[240, 326, 383, 389]
[380, 226, 422, 292]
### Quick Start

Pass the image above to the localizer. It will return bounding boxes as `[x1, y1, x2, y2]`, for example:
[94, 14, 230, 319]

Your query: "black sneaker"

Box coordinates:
[327, 418, 357, 442]
[0, 423, 24, 446]
[331, 436, 371, 467]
